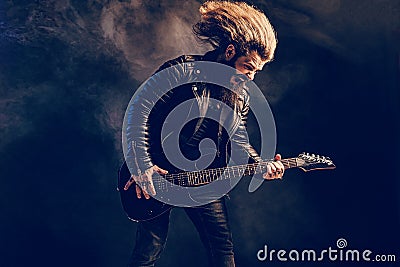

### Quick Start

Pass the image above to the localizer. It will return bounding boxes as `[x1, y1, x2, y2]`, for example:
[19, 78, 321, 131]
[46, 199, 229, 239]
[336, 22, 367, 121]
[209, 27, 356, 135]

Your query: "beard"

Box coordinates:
[221, 73, 249, 107]
[218, 54, 250, 106]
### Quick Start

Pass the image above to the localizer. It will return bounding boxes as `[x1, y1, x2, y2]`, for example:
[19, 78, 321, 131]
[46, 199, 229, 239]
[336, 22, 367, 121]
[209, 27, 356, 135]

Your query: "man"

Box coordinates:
[123, 1, 284, 266]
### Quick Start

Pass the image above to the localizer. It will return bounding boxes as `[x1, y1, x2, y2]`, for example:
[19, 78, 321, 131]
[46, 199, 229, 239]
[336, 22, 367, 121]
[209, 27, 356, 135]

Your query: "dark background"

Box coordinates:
[0, 1, 399, 266]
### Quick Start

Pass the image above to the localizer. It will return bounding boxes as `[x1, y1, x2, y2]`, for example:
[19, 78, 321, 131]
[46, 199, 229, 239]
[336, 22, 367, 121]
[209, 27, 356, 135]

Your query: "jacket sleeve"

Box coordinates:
[230, 90, 262, 164]
[124, 57, 192, 175]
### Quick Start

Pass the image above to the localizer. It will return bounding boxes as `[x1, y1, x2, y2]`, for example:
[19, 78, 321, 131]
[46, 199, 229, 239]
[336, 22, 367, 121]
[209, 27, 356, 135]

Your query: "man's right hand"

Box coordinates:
[124, 165, 168, 199]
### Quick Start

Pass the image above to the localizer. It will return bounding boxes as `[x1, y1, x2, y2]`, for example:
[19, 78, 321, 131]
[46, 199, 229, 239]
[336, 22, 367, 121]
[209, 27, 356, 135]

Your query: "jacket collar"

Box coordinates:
[202, 49, 221, 62]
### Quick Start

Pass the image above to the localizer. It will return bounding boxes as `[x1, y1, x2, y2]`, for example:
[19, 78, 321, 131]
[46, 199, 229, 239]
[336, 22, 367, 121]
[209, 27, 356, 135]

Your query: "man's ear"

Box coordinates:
[225, 44, 236, 61]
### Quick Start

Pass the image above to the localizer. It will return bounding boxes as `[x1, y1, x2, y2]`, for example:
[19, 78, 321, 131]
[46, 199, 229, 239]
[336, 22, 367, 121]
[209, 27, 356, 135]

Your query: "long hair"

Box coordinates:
[193, 1, 277, 62]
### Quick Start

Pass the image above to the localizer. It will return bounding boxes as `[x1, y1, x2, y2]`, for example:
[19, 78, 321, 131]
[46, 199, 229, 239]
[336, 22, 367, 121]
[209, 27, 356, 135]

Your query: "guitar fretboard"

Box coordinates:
[152, 158, 304, 191]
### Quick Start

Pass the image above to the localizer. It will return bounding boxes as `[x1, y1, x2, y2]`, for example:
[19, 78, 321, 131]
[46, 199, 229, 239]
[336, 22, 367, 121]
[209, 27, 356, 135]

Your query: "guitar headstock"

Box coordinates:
[297, 152, 336, 172]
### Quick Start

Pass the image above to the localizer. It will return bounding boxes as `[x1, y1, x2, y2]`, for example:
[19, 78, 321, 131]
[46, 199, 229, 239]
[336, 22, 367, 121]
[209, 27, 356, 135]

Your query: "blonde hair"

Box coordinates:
[193, 1, 277, 61]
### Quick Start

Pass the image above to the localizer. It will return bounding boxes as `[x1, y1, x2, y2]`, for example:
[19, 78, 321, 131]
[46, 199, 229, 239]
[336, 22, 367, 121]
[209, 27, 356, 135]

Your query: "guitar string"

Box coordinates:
[149, 158, 302, 191]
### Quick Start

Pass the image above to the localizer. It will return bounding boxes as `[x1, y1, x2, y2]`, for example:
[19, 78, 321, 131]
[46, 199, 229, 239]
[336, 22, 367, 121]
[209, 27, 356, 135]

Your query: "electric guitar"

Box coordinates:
[117, 153, 335, 222]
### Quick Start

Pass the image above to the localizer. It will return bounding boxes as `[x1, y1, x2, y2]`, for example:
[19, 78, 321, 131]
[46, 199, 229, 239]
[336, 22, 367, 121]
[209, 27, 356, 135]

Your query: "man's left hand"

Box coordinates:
[263, 154, 285, 180]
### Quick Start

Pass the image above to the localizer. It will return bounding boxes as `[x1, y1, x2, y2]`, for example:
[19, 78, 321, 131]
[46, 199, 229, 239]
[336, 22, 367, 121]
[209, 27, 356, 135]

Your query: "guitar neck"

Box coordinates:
[159, 157, 303, 187]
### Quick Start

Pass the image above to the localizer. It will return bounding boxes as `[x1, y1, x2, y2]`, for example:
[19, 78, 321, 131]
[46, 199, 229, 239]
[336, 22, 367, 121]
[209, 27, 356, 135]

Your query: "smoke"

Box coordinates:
[100, 0, 210, 81]
[1, 0, 398, 150]
[0, 0, 212, 153]
[94, 0, 212, 152]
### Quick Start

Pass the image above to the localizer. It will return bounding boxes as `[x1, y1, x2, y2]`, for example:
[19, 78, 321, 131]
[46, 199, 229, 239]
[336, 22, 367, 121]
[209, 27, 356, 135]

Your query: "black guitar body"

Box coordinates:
[117, 162, 172, 222]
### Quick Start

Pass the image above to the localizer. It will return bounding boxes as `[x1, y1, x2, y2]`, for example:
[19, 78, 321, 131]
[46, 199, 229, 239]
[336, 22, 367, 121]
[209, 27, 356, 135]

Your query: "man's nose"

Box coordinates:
[246, 72, 255, 80]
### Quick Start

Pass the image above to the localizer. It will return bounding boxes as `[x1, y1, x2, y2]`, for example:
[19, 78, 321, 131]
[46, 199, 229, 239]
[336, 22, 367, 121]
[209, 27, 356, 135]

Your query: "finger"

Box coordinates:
[274, 160, 285, 178]
[274, 169, 284, 180]
[148, 181, 156, 196]
[268, 162, 277, 173]
[135, 184, 142, 199]
[153, 165, 168, 174]
[264, 165, 274, 180]
[136, 179, 151, 200]
[271, 161, 283, 172]
[278, 162, 285, 175]
[264, 172, 275, 180]
[277, 160, 284, 169]
[124, 175, 135, 190]
[266, 164, 272, 174]
[142, 187, 150, 200]
[124, 181, 131, 190]
[274, 154, 282, 161]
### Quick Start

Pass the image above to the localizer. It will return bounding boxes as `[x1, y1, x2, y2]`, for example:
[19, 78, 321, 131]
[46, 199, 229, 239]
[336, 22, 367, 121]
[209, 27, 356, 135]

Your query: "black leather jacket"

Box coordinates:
[125, 50, 261, 176]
